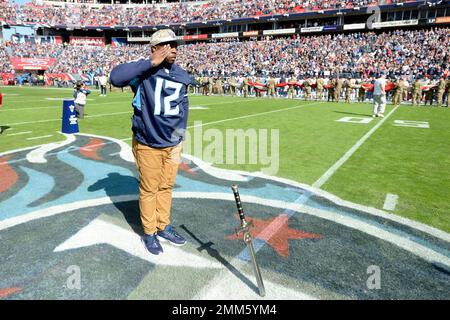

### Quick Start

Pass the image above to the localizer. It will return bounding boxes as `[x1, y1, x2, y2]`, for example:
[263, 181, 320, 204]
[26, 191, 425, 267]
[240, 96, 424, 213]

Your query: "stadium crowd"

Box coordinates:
[179, 28, 449, 81]
[1, 28, 448, 79]
[1, 26, 449, 105]
[1, 0, 420, 27]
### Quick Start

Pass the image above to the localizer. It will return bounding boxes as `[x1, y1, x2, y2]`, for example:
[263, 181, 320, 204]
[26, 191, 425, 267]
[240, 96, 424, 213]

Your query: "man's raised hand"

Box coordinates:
[151, 45, 171, 67]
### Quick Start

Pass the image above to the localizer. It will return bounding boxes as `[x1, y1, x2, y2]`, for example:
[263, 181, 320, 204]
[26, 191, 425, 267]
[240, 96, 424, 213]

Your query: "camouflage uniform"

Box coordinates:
[345, 79, 352, 103]
[267, 77, 277, 98]
[255, 77, 263, 98]
[228, 77, 237, 96]
[201, 76, 209, 96]
[424, 81, 436, 106]
[208, 77, 214, 95]
[303, 78, 311, 101]
[328, 79, 336, 102]
[358, 81, 366, 102]
[216, 77, 223, 96]
[436, 78, 446, 107]
[412, 79, 423, 106]
[446, 79, 450, 107]
[287, 77, 297, 99]
[335, 78, 344, 102]
[242, 77, 249, 98]
[316, 77, 324, 100]
[393, 79, 406, 106]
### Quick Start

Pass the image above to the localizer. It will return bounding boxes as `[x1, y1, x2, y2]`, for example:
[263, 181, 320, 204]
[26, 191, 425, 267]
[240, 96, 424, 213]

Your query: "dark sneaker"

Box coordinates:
[142, 233, 163, 255]
[157, 225, 187, 246]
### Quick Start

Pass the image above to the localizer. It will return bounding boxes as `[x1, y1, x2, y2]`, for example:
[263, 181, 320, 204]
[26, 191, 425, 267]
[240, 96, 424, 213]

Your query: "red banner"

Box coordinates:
[0, 73, 14, 85]
[183, 34, 208, 41]
[44, 73, 76, 85]
[361, 82, 397, 92]
[69, 37, 105, 47]
[10, 58, 56, 71]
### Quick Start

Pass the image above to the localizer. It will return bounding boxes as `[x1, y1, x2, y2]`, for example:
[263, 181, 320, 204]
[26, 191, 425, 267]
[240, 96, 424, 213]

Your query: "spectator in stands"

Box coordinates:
[0, 0, 421, 28]
[0, 25, 447, 104]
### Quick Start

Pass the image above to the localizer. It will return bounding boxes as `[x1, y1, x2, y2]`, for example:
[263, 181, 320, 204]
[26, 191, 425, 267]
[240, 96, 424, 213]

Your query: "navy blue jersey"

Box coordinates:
[110, 59, 194, 148]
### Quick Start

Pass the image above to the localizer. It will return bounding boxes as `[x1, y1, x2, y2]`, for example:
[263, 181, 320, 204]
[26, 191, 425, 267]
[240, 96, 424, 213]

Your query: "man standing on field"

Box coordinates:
[372, 71, 387, 118]
[109, 29, 191, 255]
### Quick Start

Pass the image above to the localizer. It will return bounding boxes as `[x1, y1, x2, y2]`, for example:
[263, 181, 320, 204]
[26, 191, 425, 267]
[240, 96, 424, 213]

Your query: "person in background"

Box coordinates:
[372, 71, 387, 118]
[99, 74, 108, 97]
[74, 81, 91, 119]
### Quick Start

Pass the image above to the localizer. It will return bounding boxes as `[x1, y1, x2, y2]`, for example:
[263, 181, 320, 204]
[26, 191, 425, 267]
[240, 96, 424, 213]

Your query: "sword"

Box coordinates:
[231, 184, 266, 297]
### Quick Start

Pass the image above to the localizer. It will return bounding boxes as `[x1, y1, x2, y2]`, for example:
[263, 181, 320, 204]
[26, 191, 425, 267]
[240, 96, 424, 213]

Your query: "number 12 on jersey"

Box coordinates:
[154, 77, 183, 116]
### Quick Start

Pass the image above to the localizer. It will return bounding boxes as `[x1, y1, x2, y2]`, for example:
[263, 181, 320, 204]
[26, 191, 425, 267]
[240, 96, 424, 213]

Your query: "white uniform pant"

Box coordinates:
[373, 94, 386, 115]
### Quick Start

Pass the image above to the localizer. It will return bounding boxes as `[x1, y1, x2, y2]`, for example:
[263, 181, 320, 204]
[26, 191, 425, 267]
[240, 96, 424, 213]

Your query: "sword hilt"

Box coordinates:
[231, 184, 246, 223]
[231, 185, 254, 238]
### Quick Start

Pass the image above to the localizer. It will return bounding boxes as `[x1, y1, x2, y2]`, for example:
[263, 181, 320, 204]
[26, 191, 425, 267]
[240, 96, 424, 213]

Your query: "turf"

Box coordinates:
[1, 86, 449, 233]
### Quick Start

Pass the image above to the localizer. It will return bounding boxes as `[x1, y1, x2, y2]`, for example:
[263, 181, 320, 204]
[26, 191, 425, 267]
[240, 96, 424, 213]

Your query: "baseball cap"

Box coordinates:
[150, 29, 179, 46]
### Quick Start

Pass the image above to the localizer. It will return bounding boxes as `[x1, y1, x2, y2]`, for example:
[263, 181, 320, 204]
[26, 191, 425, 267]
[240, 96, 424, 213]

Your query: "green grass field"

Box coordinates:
[1, 86, 449, 233]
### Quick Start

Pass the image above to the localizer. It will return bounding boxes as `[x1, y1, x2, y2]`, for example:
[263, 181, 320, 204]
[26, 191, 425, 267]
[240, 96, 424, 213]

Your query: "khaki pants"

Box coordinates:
[132, 139, 182, 235]
[243, 85, 249, 97]
[373, 94, 386, 115]
[316, 89, 323, 100]
[412, 91, 422, 106]
[437, 91, 444, 106]
[334, 88, 342, 102]
[393, 92, 402, 106]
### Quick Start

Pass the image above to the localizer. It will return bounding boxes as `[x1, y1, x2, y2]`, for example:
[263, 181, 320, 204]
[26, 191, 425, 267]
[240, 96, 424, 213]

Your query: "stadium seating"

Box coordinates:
[1, 28, 448, 81]
[1, 0, 422, 27]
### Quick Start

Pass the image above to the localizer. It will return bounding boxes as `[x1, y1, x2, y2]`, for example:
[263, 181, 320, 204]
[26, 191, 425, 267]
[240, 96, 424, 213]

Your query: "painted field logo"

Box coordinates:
[0, 134, 449, 300]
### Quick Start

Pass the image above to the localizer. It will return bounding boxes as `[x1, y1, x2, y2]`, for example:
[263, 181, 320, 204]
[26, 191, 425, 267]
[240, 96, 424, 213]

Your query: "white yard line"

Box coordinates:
[120, 102, 325, 142]
[312, 106, 399, 189]
[5, 111, 132, 126]
[0, 100, 130, 112]
[383, 194, 399, 211]
[187, 102, 326, 129]
[0, 86, 76, 90]
[6, 131, 32, 136]
[1, 99, 239, 112]
[26, 135, 53, 140]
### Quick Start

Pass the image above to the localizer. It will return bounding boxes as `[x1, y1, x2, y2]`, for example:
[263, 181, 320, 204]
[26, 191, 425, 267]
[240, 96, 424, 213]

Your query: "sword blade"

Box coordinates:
[232, 184, 266, 297]
[244, 232, 266, 297]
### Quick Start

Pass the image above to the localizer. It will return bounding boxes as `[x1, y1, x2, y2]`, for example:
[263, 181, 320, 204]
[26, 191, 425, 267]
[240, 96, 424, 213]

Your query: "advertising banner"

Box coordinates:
[10, 58, 56, 71]
[69, 37, 105, 46]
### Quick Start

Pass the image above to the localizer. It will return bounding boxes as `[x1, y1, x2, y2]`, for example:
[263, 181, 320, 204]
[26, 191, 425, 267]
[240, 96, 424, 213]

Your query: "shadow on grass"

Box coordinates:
[88, 172, 142, 235]
[0, 126, 11, 134]
[334, 111, 372, 117]
[180, 224, 261, 296]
